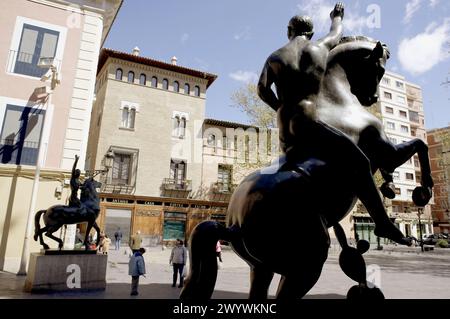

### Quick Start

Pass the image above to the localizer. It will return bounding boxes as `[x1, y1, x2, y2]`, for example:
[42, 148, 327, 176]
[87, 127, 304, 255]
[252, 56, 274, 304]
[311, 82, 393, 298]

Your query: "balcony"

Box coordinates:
[212, 182, 237, 194]
[0, 139, 39, 165]
[161, 178, 192, 198]
[101, 183, 135, 195]
[7, 50, 61, 78]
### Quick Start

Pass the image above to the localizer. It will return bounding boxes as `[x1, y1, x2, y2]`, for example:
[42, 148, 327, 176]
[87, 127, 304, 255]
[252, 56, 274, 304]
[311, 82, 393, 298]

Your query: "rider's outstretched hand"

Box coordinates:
[330, 2, 344, 20]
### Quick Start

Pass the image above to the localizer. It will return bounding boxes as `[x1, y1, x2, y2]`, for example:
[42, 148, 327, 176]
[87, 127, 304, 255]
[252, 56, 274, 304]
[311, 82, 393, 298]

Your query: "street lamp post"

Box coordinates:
[17, 58, 60, 275]
[418, 207, 424, 252]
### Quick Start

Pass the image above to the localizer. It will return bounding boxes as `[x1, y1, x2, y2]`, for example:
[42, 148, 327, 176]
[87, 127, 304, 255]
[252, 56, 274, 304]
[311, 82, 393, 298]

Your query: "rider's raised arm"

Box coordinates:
[257, 60, 281, 111]
[72, 155, 79, 176]
[317, 2, 344, 51]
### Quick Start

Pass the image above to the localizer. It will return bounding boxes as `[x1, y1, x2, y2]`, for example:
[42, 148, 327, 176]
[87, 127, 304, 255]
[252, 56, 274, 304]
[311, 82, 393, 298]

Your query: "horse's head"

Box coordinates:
[329, 36, 390, 107]
[80, 177, 102, 201]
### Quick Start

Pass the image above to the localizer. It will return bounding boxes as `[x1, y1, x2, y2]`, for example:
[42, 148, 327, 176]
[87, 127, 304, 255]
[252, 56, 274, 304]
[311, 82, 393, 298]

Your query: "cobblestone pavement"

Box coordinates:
[1, 246, 449, 299]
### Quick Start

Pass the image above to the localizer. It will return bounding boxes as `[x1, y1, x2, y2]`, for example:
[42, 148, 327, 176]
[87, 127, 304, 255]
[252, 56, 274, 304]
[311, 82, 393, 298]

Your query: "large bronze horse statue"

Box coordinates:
[180, 37, 433, 300]
[34, 177, 102, 250]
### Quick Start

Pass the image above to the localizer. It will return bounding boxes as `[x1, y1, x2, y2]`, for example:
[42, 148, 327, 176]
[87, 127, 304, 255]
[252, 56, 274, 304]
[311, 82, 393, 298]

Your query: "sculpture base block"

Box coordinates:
[44, 249, 97, 255]
[24, 252, 107, 293]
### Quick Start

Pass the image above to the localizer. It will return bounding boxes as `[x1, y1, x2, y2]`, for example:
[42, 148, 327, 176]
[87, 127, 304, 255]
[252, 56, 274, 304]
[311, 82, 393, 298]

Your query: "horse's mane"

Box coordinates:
[331, 36, 390, 59]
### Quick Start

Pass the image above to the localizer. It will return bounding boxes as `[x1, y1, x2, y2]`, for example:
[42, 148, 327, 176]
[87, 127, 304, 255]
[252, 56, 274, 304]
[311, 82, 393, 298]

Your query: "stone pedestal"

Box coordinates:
[24, 252, 108, 293]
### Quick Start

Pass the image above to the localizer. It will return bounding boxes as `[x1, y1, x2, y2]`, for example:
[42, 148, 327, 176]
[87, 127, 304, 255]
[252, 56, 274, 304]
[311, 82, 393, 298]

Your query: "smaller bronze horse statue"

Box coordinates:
[34, 177, 102, 250]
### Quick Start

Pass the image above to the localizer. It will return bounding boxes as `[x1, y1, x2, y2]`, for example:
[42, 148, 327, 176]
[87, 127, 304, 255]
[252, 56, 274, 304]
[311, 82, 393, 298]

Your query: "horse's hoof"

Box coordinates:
[43, 245, 50, 250]
[412, 186, 432, 206]
[357, 240, 370, 254]
[380, 182, 396, 199]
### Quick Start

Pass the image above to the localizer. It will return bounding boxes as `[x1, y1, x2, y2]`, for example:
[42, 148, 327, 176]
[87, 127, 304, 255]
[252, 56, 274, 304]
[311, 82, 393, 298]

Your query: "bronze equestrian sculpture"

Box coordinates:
[34, 158, 103, 250]
[181, 3, 433, 300]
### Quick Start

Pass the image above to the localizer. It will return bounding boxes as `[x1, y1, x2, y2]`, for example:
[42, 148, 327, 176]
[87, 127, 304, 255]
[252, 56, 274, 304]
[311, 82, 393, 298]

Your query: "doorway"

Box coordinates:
[104, 208, 132, 245]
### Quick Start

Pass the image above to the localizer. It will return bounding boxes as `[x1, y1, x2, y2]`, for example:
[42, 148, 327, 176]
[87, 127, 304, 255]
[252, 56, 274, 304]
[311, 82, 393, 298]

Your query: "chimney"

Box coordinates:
[132, 46, 140, 56]
[171, 56, 177, 65]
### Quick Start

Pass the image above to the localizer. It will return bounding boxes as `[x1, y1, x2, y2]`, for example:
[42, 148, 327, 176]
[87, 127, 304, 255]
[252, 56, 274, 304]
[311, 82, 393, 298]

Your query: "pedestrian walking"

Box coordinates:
[169, 239, 187, 288]
[128, 247, 146, 296]
[130, 230, 142, 254]
[114, 227, 122, 250]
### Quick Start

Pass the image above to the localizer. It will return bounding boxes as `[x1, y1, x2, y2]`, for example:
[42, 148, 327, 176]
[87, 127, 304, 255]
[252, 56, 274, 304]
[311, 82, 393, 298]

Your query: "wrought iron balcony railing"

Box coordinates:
[212, 182, 237, 194]
[7, 50, 61, 78]
[163, 178, 192, 191]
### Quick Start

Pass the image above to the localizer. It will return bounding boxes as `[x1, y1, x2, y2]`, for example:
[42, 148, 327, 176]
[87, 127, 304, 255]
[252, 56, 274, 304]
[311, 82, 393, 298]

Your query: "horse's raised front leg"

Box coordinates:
[249, 267, 274, 300]
[45, 226, 64, 249]
[359, 127, 433, 197]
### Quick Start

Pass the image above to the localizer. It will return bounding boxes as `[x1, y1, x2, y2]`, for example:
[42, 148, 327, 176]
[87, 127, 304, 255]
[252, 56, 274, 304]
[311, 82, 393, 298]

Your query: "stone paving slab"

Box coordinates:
[1, 246, 449, 299]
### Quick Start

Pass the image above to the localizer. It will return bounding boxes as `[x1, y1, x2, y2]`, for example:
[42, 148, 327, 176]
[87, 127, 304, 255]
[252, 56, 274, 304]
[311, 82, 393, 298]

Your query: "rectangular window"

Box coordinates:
[384, 92, 392, 99]
[395, 188, 401, 195]
[405, 173, 414, 180]
[385, 106, 394, 114]
[0, 104, 45, 165]
[386, 121, 395, 130]
[393, 171, 400, 180]
[218, 165, 232, 192]
[409, 111, 420, 123]
[407, 189, 414, 197]
[399, 110, 407, 118]
[401, 125, 409, 133]
[397, 96, 405, 104]
[170, 159, 186, 185]
[396, 81, 404, 89]
[14, 24, 59, 77]
[382, 78, 391, 85]
[112, 153, 131, 185]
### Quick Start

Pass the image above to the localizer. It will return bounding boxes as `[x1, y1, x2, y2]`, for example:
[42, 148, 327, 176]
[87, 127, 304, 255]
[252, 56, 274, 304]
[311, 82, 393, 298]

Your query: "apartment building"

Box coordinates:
[427, 127, 450, 233]
[353, 71, 433, 243]
[0, 0, 122, 273]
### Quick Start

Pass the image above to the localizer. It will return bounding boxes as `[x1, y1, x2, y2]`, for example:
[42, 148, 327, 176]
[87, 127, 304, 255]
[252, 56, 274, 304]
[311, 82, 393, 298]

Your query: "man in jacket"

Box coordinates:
[128, 247, 146, 296]
[169, 239, 187, 288]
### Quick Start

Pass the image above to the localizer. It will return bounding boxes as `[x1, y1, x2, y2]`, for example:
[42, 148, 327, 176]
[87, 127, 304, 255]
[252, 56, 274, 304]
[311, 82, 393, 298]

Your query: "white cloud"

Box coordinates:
[398, 19, 450, 75]
[404, 0, 422, 24]
[229, 70, 258, 83]
[429, 0, 440, 8]
[180, 33, 189, 45]
[234, 26, 251, 41]
[296, 0, 370, 36]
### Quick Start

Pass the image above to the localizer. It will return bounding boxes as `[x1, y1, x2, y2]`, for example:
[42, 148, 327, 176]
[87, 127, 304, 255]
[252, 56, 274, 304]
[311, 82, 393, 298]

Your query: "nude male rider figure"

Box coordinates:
[257, 3, 410, 245]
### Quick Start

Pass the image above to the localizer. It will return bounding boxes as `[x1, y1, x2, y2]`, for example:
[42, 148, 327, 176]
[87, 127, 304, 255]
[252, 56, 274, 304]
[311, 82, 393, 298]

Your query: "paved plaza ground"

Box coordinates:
[1, 245, 449, 299]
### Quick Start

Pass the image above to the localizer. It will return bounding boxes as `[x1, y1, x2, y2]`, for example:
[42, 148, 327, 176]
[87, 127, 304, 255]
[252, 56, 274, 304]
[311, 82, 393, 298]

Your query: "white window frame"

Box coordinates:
[120, 101, 139, 129]
[7, 16, 67, 80]
[0, 96, 54, 167]
[172, 111, 189, 138]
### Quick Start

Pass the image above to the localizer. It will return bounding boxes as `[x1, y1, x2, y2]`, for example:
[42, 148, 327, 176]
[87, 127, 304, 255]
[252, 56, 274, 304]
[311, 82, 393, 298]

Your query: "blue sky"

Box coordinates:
[105, 0, 450, 130]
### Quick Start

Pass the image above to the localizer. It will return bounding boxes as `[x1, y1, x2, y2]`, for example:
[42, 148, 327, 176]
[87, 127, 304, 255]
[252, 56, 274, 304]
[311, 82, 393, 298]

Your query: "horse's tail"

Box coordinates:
[180, 221, 235, 300]
[33, 210, 46, 241]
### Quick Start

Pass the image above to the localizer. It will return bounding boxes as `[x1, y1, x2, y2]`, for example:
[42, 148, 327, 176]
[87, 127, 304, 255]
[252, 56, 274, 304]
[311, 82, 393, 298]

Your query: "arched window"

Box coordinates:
[139, 73, 146, 85]
[194, 85, 200, 97]
[179, 117, 186, 137]
[121, 106, 137, 129]
[128, 71, 135, 83]
[207, 134, 216, 146]
[115, 68, 123, 80]
[173, 81, 179, 92]
[151, 76, 158, 88]
[184, 83, 190, 95]
[173, 116, 180, 137]
[162, 78, 169, 90]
